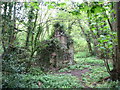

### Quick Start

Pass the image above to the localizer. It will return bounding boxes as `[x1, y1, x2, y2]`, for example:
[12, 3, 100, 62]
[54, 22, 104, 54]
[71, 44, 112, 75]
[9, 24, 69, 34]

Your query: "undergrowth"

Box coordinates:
[58, 51, 119, 88]
[2, 73, 82, 88]
[2, 51, 120, 88]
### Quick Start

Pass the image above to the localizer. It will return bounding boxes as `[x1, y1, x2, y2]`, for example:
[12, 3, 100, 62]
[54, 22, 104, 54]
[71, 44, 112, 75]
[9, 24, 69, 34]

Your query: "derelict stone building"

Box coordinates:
[36, 22, 74, 70]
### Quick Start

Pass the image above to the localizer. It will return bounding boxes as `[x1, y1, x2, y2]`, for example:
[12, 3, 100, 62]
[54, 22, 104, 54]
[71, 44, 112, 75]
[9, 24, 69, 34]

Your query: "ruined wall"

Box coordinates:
[36, 22, 74, 70]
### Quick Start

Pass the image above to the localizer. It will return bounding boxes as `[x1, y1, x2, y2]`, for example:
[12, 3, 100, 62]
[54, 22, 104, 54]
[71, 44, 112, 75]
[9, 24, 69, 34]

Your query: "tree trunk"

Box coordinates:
[78, 20, 93, 55]
[1, 2, 7, 52]
[110, 2, 120, 81]
[25, 7, 34, 48]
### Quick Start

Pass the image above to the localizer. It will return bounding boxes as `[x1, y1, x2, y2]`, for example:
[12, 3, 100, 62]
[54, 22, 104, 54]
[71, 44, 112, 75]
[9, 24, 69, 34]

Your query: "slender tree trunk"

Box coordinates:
[78, 21, 93, 55]
[8, 3, 13, 44]
[116, 2, 120, 51]
[10, 2, 16, 45]
[25, 7, 34, 48]
[110, 2, 120, 81]
[116, 1, 120, 78]
[31, 10, 38, 58]
[1, 2, 7, 52]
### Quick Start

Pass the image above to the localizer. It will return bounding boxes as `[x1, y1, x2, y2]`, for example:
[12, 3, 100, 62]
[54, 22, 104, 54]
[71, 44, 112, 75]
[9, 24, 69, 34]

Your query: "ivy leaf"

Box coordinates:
[84, 5, 89, 11]
[95, 6, 104, 13]
[70, 10, 80, 15]
[34, 5, 39, 9]
[45, 2, 50, 5]
[90, 5, 105, 14]
[60, 3, 66, 6]
[24, 2, 29, 8]
[30, 2, 39, 9]
[48, 5, 54, 9]
[57, 3, 66, 7]
[51, 1, 56, 5]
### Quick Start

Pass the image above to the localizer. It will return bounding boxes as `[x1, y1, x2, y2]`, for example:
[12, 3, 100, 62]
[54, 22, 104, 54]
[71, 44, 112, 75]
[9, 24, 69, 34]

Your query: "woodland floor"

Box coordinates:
[2, 51, 119, 88]
[49, 51, 114, 88]
[55, 69, 90, 88]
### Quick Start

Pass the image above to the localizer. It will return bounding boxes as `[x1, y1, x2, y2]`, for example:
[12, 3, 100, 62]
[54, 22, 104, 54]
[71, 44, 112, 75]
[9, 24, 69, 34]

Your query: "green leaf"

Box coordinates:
[51, 1, 56, 5]
[90, 5, 105, 14]
[100, 35, 105, 38]
[57, 3, 66, 7]
[84, 5, 89, 11]
[100, 47, 105, 50]
[30, 2, 39, 9]
[95, 7, 104, 13]
[24, 2, 29, 8]
[34, 5, 39, 9]
[70, 10, 80, 15]
[60, 3, 66, 6]
[48, 5, 54, 9]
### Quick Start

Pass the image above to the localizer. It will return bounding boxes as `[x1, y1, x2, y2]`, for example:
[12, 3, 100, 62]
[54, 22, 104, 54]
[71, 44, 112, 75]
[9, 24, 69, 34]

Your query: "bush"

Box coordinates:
[2, 46, 31, 74]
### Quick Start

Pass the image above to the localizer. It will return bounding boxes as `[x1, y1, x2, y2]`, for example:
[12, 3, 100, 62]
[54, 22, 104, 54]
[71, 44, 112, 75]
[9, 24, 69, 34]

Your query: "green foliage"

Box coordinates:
[74, 51, 116, 88]
[97, 32, 117, 58]
[45, 1, 66, 9]
[0, 43, 3, 54]
[2, 47, 31, 73]
[73, 37, 88, 52]
[24, 2, 39, 9]
[75, 51, 91, 58]
[96, 81, 120, 88]
[90, 5, 105, 14]
[59, 68, 70, 72]
[59, 63, 91, 72]
[82, 66, 109, 83]
[38, 74, 82, 88]
[1, 1, 119, 88]
[57, 51, 116, 88]
[2, 74, 82, 88]
[77, 57, 105, 66]
[2, 73, 39, 88]
[28, 67, 45, 75]
[2, 59, 26, 73]
[45, 1, 56, 9]
[68, 64, 90, 70]
[74, 52, 104, 65]
[69, 2, 117, 59]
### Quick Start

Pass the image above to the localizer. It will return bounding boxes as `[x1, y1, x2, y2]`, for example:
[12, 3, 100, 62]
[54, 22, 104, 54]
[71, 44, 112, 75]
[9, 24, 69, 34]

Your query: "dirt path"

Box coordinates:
[54, 68, 90, 88]
[56, 69, 89, 77]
